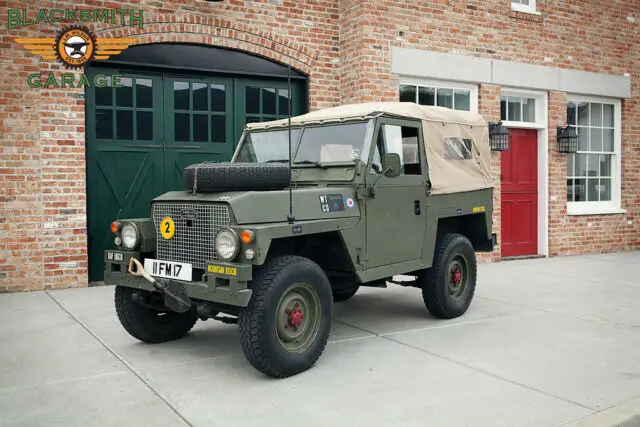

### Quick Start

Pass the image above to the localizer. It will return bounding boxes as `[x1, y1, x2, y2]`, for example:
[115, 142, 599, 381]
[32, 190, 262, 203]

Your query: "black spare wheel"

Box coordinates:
[239, 255, 333, 378]
[421, 233, 477, 319]
[183, 162, 291, 192]
[114, 286, 198, 343]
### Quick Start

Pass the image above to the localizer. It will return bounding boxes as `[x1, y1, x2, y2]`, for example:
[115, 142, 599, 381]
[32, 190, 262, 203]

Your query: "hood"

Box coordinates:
[153, 187, 362, 224]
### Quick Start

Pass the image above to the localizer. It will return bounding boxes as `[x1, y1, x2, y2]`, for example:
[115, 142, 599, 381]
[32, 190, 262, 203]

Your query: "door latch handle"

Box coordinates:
[414, 200, 421, 215]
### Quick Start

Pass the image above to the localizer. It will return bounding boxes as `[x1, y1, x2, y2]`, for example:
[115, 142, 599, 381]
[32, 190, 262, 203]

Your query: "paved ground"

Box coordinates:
[1, 251, 640, 427]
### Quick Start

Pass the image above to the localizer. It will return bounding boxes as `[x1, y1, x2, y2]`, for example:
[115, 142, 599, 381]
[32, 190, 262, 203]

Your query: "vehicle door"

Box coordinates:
[364, 118, 428, 268]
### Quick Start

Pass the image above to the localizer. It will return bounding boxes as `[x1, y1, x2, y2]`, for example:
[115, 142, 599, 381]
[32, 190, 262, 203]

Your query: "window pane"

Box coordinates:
[567, 102, 576, 125]
[575, 153, 587, 177]
[500, 98, 507, 121]
[115, 77, 133, 107]
[603, 104, 614, 127]
[567, 179, 575, 202]
[96, 85, 112, 106]
[193, 114, 208, 142]
[211, 84, 226, 112]
[587, 178, 599, 201]
[262, 88, 277, 115]
[135, 79, 152, 108]
[192, 83, 208, 111]
[437, 88, 453, 109]
[278, 88, 289, 115]
[399, 85, 416, 102]
[599, 154, 611, 177]
[246, 87, 260, 114]
[419, 87, 435, 106]
[586, 154, 599, 178]
[577, 127, 589, 151]
[577, 102, 589, 126]
[95, 109, 113, 139]
[174, 82, 190, 110]
[174, 113, 190, 142]
[211, 115, 226, 143]
[599, 178, 612, 201]
[602, 129, 614, 152]
[136, 111, 153, 141]
[567, 153, 575, 177]
[590, 128, 603, 152]
[454, 90, 470, 111]
[116, 110, 133, 140]
[523, 98, 535, 122]
[507, 97, 521, 121]
[590, 103, 602, 127]
[574, 178, 586, 201]
[245, 116, 260, 124]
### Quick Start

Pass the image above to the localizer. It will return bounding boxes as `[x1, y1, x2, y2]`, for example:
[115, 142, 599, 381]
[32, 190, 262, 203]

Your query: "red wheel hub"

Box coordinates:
[451, 266, 462, 286]
[285, 303, 304, 330]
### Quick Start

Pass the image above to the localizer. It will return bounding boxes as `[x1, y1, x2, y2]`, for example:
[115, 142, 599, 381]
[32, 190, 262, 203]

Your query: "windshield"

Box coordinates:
[235, 122, 370, 165]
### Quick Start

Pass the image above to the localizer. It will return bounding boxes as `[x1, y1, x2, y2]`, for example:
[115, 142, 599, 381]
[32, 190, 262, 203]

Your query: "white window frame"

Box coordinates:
[398, 78, 479, 113]
[501, 89, 546, 129]
[566, 94, 624, 216]
[511, 0, 539, 15]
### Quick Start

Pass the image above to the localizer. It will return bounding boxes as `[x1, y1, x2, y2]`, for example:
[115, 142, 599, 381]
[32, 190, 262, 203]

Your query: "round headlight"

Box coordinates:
[121, 223, 140, 250]
[215, 228, 240, 261]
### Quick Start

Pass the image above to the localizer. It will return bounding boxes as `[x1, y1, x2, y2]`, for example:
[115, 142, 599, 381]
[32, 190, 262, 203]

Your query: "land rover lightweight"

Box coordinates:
[104, 102, 497, 378]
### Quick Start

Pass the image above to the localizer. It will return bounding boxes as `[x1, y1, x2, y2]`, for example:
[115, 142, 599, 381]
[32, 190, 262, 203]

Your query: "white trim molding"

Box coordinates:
[501, 87, 549, 256]
[511, 0, 540, 15]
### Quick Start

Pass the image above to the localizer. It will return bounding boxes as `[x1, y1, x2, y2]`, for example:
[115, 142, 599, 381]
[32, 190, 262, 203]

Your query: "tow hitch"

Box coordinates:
[127, 257, 192, 313]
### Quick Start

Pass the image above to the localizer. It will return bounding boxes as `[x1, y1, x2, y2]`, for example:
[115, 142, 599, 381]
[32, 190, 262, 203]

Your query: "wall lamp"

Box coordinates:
[488, 121, 510, 151]
[557, 126, 578, 153]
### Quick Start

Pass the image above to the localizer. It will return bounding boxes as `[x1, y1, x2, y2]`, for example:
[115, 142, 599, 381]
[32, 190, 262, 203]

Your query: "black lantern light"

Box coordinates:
[488, 121, 510, 151]
[557, 126, 578, 154]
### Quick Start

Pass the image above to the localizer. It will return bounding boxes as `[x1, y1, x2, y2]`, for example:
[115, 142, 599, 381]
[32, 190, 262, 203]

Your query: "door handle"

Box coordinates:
[414, 200, 421, 215]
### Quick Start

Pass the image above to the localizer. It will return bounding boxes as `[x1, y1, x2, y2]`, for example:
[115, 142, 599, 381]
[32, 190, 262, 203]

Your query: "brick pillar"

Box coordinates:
[547, 91, 568, 257]
[477, 84, 502, 263]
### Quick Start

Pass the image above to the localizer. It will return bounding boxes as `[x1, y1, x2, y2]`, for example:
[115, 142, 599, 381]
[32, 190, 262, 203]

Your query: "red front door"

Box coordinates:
[500, 128, 538, 257]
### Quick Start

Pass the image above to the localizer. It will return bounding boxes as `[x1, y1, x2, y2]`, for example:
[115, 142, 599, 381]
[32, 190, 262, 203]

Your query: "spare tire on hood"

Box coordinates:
[183, 162, 291, 193]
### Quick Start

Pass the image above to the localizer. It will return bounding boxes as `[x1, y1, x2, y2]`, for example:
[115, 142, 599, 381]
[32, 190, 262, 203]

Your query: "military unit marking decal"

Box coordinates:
[319, 194, 345, 212]
[346, 198, 355, 208]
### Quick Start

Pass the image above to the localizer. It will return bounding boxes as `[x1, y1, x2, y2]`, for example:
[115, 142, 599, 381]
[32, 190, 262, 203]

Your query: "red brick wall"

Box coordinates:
[1, 0, 638, 292]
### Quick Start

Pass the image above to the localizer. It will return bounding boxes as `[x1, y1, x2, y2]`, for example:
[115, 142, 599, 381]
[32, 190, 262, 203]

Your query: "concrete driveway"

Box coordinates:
[1, 251, 640, 427]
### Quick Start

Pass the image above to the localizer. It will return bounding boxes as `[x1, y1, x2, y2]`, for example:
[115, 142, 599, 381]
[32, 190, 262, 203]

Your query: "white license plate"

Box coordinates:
[143, 258, 192, 282]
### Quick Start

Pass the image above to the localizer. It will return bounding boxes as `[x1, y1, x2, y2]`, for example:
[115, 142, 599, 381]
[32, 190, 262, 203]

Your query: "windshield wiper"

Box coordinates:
[265, 159, 289, 163]
[293, 160, 328, 169]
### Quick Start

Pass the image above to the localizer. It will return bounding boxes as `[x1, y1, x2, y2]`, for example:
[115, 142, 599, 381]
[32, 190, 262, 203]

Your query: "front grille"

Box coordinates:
[152, 202, 231, 269]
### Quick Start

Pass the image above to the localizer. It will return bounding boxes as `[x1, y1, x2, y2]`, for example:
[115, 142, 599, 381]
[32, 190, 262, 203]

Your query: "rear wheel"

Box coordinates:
[114, 286, 198, 343]
[239, 255, 333, 378]
[421, 233, 477, 319]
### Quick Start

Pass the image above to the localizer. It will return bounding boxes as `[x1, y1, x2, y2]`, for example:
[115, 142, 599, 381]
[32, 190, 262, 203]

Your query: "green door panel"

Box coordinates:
[86, 67, 308, 282]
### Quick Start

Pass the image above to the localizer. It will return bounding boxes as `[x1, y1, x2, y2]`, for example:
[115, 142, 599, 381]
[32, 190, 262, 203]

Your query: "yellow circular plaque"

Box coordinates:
[160, 217, 175, 239]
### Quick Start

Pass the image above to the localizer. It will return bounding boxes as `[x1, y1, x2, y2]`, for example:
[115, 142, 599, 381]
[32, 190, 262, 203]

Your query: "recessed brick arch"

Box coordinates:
[91, 16, 317, 77]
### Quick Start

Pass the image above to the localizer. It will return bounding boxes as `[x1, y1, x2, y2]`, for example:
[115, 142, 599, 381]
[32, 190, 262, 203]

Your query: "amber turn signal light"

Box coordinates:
[240, 229, 255, 244]
[110, 221, 121, 234]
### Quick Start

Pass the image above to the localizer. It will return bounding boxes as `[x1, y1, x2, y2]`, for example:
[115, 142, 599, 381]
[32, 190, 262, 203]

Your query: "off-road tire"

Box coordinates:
[114, 286, 198, 343]
[183, 162, 290, 193]
[422, 233, 477, 319]
[332, 285, 359, 302]
[238, 255, 333, 378]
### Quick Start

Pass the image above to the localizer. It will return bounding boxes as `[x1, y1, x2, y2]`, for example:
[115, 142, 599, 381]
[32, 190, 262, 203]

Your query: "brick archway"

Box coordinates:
[91, 17, 317, 77]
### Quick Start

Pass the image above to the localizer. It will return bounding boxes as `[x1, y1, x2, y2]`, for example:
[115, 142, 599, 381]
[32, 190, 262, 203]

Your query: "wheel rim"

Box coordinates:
[447, 255, 468, 301]
[275, 282, 322, 353]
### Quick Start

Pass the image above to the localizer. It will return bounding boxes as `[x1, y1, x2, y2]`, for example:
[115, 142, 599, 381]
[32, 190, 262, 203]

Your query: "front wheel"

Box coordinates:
[238, 255, 333, 378]
[421, 233, 477, 319]
[114, 286, 198, 343]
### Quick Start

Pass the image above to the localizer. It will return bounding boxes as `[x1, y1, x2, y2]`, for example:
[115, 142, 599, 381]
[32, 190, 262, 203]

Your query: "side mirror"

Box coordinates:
[382, 153, 401, 178]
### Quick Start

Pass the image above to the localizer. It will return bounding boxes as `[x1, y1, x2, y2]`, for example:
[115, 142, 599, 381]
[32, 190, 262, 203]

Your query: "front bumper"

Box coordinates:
[104, 250, 253, 307]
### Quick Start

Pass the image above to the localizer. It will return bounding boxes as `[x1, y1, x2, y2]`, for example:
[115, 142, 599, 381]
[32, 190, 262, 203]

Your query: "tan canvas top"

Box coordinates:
[245, 102, 487, 129]
[245, 102, 494, 195]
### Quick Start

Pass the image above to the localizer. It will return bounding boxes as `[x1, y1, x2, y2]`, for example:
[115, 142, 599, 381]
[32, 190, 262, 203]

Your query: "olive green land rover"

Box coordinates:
[104, 102, 497, 378]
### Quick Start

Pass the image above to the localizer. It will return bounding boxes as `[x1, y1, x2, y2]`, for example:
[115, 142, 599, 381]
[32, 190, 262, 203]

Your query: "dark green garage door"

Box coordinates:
[86, 61, 306, 282]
